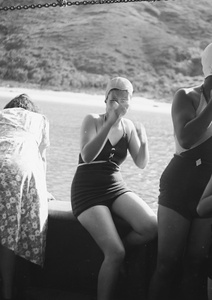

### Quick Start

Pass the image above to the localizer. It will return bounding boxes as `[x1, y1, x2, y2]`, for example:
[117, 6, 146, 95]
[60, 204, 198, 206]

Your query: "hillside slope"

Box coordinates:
[0, 0, 212, 101]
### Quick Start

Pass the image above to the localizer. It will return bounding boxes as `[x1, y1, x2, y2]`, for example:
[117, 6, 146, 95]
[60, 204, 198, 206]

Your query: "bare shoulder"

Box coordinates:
[82, 113, 104, 134]
[83, 113, 101, 120]
[174, 87, 195, 102]
[122, 118, 136, 138]
[82, 113, 102, 124]
[172, 86, 201, 111]
[122, 117, 134, 129]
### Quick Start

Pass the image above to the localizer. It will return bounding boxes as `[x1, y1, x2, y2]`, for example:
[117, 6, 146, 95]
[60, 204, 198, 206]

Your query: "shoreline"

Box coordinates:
[0, 86, 171, 114]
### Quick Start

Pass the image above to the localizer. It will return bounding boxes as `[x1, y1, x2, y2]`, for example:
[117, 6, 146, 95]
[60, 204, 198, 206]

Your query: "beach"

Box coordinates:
[0, 86, 171, 114]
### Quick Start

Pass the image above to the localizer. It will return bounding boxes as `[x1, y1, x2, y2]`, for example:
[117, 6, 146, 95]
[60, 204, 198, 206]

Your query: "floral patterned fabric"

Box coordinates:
[0, 108, 50, 266]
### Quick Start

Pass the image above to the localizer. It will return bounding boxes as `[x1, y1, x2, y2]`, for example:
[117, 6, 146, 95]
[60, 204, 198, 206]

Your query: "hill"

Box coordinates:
[0, 0, 212, 101]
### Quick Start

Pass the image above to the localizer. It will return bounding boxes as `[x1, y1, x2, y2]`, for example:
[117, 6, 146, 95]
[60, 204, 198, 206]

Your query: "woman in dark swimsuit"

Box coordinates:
[149, 43, 212, 300]
[71, 77, 157, 300]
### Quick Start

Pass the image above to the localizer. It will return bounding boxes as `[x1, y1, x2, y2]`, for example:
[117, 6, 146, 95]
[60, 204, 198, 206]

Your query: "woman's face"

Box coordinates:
[106, 89, 131, 112]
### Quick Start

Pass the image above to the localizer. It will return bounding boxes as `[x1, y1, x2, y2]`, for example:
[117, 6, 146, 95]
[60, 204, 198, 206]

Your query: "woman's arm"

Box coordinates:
[39, 147, 47, 174]
[197, 175, 212, 217]
[172, 88, 212, 149]
[80, 114, 113, 163]
[80, 104, 127, 163]
[39, 117, 50, 175]
[127, 120, 149, 169]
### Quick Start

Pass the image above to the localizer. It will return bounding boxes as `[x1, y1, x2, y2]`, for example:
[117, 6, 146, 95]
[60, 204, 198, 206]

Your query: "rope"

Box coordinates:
[0, 0, 172, 12]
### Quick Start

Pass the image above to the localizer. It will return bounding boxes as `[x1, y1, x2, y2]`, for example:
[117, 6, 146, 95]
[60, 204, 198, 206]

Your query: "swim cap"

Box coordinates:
[105, 77, 133, 100]
[201, 43, 212, 78]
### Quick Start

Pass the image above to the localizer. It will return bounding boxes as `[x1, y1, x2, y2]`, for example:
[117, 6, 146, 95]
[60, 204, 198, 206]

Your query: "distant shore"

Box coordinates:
[0, 86, 171, 114]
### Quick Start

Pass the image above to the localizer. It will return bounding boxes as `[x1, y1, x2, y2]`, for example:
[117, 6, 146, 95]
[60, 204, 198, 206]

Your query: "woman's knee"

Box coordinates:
[138, 215, 158, 240]
[105, 244, 125, 265]
[147, 217, 158, 239]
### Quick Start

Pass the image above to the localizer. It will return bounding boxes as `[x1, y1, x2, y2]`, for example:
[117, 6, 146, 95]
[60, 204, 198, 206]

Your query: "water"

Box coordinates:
[1, 96, 174, 213]
[39, 99, 174, 213]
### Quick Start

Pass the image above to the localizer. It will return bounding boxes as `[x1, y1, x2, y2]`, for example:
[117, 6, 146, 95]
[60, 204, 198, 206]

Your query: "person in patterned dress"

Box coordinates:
[0, 94, 50, 300]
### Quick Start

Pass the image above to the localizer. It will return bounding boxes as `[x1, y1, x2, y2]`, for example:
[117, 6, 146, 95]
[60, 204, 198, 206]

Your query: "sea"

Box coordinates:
[1, 94, 174, 214]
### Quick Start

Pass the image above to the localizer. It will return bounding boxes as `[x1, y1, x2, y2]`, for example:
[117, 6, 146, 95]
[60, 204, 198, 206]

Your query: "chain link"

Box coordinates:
[0, 0, 170, 12]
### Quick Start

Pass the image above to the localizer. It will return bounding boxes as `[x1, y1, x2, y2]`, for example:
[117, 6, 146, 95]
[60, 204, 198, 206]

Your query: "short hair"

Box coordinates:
[4, 94, 39, 113]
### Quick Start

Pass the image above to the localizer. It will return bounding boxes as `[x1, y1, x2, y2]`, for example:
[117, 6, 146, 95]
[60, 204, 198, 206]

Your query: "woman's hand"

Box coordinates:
[134, 122, 148, 145]
[47, 191, 56, 201]
[128, 120, 149, 169]
[107, 101, 129, 125]
[115, 101, 129, 118]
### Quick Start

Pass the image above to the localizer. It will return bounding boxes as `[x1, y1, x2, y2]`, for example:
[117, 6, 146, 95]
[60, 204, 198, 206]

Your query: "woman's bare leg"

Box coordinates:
[111, 192, 157, 248]
[148, 205, 190, 300]
[180, 217, 212, 300]
[78, 205, 125, 300]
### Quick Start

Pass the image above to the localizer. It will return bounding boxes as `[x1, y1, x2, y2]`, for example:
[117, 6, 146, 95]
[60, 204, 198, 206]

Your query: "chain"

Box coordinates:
[0, 0, 170, 12]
